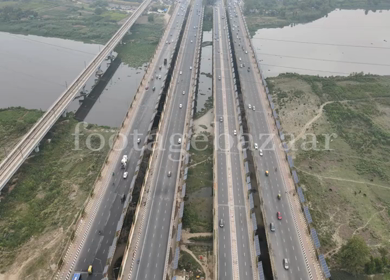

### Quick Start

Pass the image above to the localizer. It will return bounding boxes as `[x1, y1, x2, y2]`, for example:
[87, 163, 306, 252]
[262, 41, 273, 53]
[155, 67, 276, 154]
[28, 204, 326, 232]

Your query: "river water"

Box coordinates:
[252, 9, 390, 77]
[0, 32, 145, 127]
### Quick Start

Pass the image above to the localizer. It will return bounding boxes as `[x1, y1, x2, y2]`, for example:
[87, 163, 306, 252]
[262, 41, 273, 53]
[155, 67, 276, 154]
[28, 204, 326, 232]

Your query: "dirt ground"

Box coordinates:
[268, 74, 390, 266]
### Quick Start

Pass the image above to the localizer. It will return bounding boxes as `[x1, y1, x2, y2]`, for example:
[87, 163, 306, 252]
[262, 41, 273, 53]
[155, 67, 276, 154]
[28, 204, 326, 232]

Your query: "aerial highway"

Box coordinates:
[58, 2, 189, 279]
[0, 0, 153, 192]
[127, 0, 203, 279]
[226, 1, 316, 279]
[214, 1, 255, 280]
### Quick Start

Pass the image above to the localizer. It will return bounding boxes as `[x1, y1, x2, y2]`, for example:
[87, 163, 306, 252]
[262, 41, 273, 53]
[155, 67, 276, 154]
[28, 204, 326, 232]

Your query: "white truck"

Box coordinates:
[121, 155, 128, 169]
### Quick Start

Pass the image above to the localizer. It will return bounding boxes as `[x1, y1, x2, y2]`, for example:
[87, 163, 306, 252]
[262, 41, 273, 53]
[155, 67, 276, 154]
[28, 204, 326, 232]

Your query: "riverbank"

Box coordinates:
[115, 14, 166, 68]
[0, 108, 113, 279]
[267, 73, 390, 279]
[0, 0, 134, 44]
[244, 0, 390, 36]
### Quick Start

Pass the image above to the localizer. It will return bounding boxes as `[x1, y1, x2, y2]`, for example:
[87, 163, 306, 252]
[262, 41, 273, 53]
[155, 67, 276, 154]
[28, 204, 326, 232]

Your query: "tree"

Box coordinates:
[94, 7, 103, 15]
[148, 14, 154, 22]
[338, 236, 370, 275]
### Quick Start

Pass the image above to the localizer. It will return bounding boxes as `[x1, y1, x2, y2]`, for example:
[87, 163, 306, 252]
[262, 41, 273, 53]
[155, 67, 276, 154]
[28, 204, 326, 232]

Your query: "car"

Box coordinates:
[218, 76, 221, 80]
[178, 138, 182, 144]
[88, 265, 93, 275]
[180, 71, 183, 75]
[283, 258, 289, 270]
[219, 219, 224, 228]
[233, 130, 237, 136]
[137, 138, 141, 144]
[158, 75, 161, 79]
[159, 65, 162, 70]
[277, 212, 282, 220]
[156, 74, 158, 79]
[252, 106, 255, 111]
[239, 57, 241, 61]
[167, 171, 171, 177]
[166, 40, 168, 44]
[259, 149, 263, 156]
[240, 64, 243, 68]
[265, 170, 269, 176]
[254, 143, 258, 150]
[245, 50, 248, 54]
[248, 104, 251, 109]
[152, 86, 156, 91]
[190, 66, 192, 70]
[194, 25, 196, 29]
[219, 117, 223, 122]
[270, 222, 275, 232]
[123, 172, 128, 179]
[182, 90, 185, 95]
[179, 104, 183, 108]
[191, 40, 193, 43]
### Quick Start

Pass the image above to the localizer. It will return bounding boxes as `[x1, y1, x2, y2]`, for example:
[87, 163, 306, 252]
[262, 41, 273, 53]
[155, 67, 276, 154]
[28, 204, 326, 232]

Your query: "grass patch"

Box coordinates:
[182, 132, 213, 233]
[189, 235, 213, 242]
[0, 0, 135, 43]
[195, 95, 213, 119]
[115, 15, 165, 67]
[0, 108, 113, 277]
[0, 107, 44, 162]
[178, 250, 205, 280]
[269, 73, 390, 275]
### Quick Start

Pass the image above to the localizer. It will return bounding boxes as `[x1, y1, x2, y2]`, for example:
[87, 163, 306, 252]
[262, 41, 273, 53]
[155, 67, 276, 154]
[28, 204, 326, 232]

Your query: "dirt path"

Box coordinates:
[352, 206, 387, 236]
[187, 157, 212, 169]
[180, 245, 210, 280]
[181, 231, 212, 243]
[299, 169, 390, 190]
[291, 101, 334, 145]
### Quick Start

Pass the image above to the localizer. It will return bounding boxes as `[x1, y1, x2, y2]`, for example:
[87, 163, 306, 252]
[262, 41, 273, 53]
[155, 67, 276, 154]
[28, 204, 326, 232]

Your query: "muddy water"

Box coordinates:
[197, 30, 213, 111]
[252, 9, 390, 77]
[0, 32, 145, 126]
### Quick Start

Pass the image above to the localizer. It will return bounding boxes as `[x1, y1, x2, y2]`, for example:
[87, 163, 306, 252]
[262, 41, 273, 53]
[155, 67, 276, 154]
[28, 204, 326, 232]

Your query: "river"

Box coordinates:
[0, 31, 145, 127]
[252, 9, 390, 78]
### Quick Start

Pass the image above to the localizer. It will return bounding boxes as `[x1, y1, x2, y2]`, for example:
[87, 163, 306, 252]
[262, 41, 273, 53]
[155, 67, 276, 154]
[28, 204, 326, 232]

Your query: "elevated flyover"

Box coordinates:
[0, 0, 151, 191]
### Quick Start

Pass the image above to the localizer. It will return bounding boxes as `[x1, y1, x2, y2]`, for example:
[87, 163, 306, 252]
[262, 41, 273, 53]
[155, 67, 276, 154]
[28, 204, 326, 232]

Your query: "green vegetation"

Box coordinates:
[178, 250, 205, 280]
[244, 0, 390, 35]
[0, 107, 43, 162]
[115, 14, 165, 67]
[0, 108, 112, 278]
[189, 235, 213, 242]
[195, 95, 213, 119]
[182, 132, 213, 233]
[0, 0, 130, 43]
[203, 5, 213, 32]
[268, 74, 390, 277]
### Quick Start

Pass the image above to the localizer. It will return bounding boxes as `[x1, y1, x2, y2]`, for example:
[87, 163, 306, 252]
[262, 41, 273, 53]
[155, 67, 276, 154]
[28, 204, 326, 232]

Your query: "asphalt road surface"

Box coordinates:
[130, 1, 203, 279]
[214, 1, 254, 280]
[71, 2, 189, 278]
[227, 1, 311, 279]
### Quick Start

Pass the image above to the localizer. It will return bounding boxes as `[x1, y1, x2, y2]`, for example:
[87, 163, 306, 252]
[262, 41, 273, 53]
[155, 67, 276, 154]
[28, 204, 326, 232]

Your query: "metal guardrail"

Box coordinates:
[0, 0, 151, 191]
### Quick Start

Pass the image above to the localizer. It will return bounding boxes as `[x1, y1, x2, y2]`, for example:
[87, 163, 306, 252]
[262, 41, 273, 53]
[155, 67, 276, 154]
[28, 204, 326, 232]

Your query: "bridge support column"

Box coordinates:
[62, 110, 67, 118]
[34, 145, 40, 153]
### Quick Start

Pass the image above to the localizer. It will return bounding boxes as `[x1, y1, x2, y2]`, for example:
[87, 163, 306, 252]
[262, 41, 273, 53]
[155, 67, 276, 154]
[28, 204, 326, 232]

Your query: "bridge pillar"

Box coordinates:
[34, 145, 40, 153]
[62, 110, 67, 118]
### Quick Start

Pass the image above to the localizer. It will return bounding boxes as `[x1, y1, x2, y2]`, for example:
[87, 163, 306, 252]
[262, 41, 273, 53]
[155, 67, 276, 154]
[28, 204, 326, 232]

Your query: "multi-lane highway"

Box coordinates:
[128, 0, 203, 279]
[214, 2, 254, 280]
[65, 2, 189, 279]
[226, 1, 312, 279]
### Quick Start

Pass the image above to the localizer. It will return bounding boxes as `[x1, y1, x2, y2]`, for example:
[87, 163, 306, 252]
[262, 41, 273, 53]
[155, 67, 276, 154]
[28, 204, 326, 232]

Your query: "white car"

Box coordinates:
[182, 90, 185, 95]
[253, 106, 255, 111]
[190, 66, 192, 70]
[191, 40, 193, 43]
[259, 149, 263, 156]
[233, 130, 237, 136]
[179, 104, 183, 108]
[137, 138, 141, 144]
[239, 57, 241, 61]
[254, 143, 258, 150]
[178, 138, 182, 144]
[218, 76, 221, 80]
[283, 259, 289, 270]
[180, 71, 182, 75]
[248, 104, 251, 109]
[158, 75, 161, 79]
[123, 172, 128, 179]
[245, 50, 248, 54]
